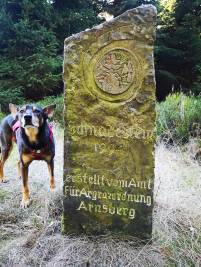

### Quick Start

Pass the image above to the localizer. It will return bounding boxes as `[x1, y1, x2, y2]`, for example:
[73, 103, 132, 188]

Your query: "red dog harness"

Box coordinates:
[12, 121, 53, 160]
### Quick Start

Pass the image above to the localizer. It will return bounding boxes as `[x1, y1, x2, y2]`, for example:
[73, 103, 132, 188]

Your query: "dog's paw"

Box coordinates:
[20, 198, 31, 208]
[0, 177, 9, 183]
[50, 183, 56, 192]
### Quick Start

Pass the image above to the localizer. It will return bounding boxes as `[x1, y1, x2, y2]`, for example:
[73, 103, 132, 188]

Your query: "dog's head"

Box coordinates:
[9, 103, 56, 129]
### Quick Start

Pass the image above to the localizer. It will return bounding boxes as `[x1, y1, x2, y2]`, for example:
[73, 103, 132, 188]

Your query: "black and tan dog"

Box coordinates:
[0, 103, 56, 208]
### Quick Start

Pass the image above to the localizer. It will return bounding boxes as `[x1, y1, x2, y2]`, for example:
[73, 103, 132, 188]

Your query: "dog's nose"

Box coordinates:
[24, 115, 32, 121]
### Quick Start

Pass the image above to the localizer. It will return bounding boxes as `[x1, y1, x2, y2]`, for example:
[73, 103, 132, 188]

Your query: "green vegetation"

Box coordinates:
[157, 93, 201, 142]
[156, 0, 201, 99]
[1, 0, 201, 111]
[0, 189, 9, 202]
[0, 0, 102, 112]
[0, 112, 4, 121]
[104, 0, 157, 17]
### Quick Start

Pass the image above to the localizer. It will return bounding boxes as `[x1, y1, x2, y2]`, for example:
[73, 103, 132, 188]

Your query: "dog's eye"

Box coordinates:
[19, 109, 24, 113]
[34, 109, 40, 114]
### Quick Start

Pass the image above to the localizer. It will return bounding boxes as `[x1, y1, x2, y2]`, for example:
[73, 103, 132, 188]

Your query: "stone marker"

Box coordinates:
[63, 5, 157, 239]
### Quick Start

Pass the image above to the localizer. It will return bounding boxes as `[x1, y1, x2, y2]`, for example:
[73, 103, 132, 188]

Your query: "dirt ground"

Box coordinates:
[0, 127, 201, 267]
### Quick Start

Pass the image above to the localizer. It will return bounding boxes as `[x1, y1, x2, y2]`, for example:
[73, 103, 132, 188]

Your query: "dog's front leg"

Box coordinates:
[17, 160, 21, 179]
[20, 160, 31, 208]
[0, 145, 13, 183]
[47, 159, 55, 191]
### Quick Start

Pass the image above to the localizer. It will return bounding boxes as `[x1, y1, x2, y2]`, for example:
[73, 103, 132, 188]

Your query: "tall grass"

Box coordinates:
[1, 137, 201, 266]
[157, 93, 201, 143]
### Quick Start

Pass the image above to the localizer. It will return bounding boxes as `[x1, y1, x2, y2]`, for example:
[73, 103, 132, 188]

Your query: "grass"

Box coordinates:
[154, 143, 201, 266]
[0, 190, 9, 202]
[0, 126, 201, 266]
[157, 93, 201, 143]
[0, 93, 201, 265]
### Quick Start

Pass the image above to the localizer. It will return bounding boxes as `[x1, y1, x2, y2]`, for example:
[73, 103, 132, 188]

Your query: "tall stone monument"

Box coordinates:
[63, 5, 157, 239]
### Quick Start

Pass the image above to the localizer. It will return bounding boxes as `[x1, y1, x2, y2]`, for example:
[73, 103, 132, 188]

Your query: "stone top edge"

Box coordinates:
[64, 4, 157, 46]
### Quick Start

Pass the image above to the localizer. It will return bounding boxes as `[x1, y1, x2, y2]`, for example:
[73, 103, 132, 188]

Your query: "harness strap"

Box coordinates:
[33, 124, 53, 159]
[12, 122, 54, 159]
[12, 121, 20, 132]
[48, 124, 53, 143]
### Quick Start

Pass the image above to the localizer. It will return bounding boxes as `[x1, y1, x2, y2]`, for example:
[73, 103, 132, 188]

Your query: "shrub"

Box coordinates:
[156, 93, 201, 143]
[0, 112, 5, 122]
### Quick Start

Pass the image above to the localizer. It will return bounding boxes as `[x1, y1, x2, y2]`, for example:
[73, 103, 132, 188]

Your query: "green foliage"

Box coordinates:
[0, 0, 105, 111]
[0, 60, 25, 110]
[0, 112, 5, 122]
[1, 0, 201, 103]
[156, 0, 201, 99]
[105, 0, 157, 17]
[52, 0, 103, 51]
[0, 0, 63, 112]
[36, 95, 63, 126]
[157, 93, 201, 142]
[0, 54, 62, 111]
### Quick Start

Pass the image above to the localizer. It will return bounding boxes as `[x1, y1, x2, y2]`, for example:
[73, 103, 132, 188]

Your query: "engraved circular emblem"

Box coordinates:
[94, 50, 134, 95]
[83, 43, 145, 103]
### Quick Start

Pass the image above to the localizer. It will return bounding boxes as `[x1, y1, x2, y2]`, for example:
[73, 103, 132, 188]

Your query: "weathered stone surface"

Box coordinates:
[62, 5, 157, 239]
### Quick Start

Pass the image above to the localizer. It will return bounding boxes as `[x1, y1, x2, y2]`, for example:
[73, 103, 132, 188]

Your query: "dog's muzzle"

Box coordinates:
[24, 115, 32, 126]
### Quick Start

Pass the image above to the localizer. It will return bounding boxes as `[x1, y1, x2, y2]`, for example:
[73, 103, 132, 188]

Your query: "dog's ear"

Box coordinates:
[43, 104, 56, 118]
[9, 103, 18, 119]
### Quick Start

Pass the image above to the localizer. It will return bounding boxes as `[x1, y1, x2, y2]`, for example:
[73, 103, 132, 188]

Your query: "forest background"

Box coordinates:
[0, 0, 201, 112]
